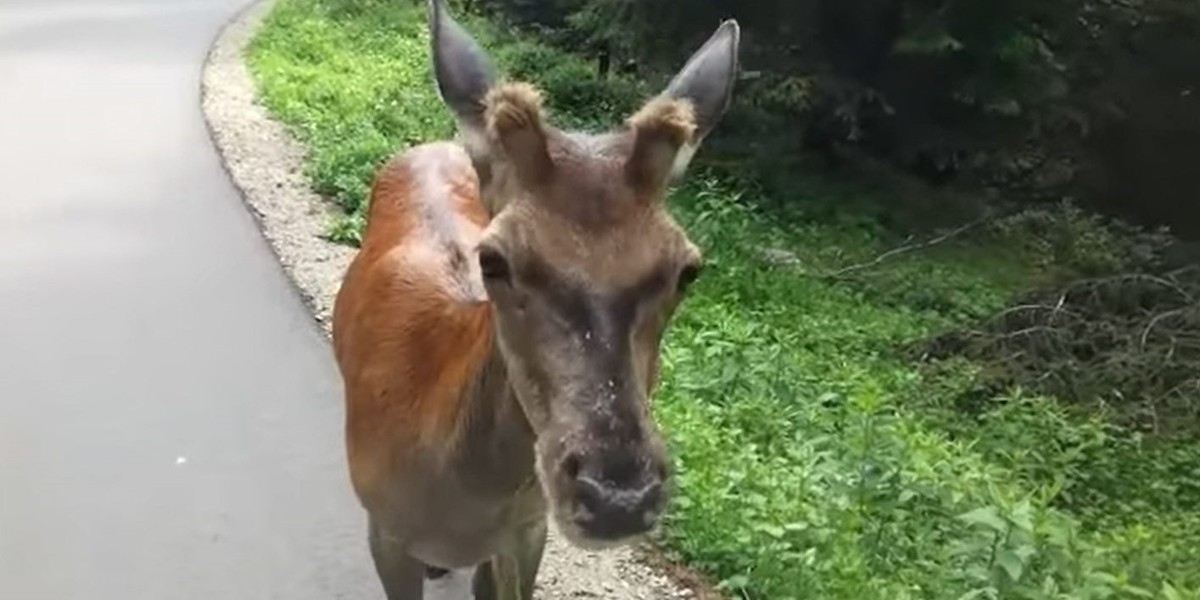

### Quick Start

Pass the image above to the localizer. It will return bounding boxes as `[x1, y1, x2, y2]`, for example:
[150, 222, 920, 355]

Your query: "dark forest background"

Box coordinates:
[474, 0, 1200, 238]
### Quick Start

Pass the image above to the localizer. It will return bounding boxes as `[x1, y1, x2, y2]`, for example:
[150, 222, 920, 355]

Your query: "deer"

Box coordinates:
[330, 1, 740, 598]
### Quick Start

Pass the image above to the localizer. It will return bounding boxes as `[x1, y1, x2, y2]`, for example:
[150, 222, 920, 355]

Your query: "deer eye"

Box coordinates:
[677, 263, 702, 292]
[478, 247, 511, 282]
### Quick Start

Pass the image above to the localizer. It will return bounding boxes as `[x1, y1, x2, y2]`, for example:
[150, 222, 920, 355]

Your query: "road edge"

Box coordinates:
[200, 0, 353, 335]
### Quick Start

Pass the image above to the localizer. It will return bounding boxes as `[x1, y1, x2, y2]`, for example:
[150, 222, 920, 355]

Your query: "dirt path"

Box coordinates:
[201, 1, 695, 598]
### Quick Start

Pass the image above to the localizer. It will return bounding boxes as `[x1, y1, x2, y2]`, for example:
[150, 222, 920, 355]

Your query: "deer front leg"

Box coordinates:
[473, 519, 547, 600]
[368, 518, 424, 600]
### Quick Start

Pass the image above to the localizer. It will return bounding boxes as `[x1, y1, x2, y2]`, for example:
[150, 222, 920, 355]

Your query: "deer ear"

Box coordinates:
[485, 82, 555, 187]
[428, 0, 496, 131]
[664, 19, 740, 141]
[625, 20, 739, 190]
[624, 98, 696, 194]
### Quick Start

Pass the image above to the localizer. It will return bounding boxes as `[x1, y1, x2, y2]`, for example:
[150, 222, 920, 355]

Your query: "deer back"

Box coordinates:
[331, 141, 492, 507]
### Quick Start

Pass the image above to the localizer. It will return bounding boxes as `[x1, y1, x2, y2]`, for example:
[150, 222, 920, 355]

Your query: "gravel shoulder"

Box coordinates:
[200, 1, 697, 598]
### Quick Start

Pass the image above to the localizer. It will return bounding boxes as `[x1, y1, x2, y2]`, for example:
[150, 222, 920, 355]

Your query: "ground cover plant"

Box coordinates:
[247, 1, 1200, 597]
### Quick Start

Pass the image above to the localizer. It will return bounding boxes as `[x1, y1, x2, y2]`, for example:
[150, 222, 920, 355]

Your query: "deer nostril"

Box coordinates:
[561, 452, 582, 481]
[574, 476, 606, 512]
[639, 480, 663, 509]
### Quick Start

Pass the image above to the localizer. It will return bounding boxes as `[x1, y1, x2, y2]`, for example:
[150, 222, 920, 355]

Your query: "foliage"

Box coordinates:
[658, 181, 1200, 599]
[247, 0, 456, 242]
[987, 203, 1173, 278]
[922, 205, 1199, 434]
[247, 0, 647, 243]
[477, 0, 1200, 236]
[247, 0, 1200, 598]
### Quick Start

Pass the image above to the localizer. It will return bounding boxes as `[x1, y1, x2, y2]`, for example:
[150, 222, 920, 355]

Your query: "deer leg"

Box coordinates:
[472, 519, 547, 600]
[512, 519, 548, 600]
[368, 518, 424, 600]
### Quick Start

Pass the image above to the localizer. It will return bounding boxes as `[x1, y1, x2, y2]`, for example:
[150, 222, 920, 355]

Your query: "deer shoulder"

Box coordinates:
[332, 141, 491, 507]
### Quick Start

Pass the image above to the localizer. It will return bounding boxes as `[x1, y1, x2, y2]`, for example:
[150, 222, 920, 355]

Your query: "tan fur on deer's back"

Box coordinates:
[331, 141, 492, 507]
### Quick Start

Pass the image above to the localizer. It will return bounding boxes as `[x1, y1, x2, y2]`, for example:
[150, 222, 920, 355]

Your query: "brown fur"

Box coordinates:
[333, 142, 493, 507]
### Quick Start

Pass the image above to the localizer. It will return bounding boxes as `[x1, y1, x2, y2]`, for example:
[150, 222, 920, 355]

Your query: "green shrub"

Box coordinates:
[989, 202, 1175, 278]
[493, 39, 646, 130]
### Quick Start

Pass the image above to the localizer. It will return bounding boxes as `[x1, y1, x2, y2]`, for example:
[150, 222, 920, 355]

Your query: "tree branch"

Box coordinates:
[824, 216, 990, 279]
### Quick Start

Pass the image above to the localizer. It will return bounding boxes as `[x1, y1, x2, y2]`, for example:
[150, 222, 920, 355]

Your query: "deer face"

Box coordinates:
[427, 0, 739, 547]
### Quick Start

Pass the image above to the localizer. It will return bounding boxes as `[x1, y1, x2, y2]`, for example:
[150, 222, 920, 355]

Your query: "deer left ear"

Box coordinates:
[625, 20, 740, 192]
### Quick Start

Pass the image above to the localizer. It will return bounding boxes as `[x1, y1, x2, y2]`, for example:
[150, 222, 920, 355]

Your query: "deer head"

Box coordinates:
[428, 0, 739, 547]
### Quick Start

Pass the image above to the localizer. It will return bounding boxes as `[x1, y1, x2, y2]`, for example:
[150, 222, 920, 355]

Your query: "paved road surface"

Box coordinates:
[0, 1, 377, 598]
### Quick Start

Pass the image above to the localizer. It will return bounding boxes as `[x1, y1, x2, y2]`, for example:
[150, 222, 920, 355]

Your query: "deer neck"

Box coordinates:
[442, 154, 537, 492]
[449, 321, 537, 495]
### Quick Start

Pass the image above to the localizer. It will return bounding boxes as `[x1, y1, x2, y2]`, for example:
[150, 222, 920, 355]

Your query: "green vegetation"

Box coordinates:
[247, 0, 1200, 598]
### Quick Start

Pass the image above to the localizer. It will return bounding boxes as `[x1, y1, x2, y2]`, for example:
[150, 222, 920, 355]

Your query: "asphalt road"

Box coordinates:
[0, 1, 376, 598]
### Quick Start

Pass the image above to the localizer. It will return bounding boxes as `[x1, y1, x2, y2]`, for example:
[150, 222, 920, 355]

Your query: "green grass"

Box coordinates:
[247, 1, 1200, 598]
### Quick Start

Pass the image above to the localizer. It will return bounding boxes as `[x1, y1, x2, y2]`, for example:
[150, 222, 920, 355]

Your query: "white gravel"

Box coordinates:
[200, 1, 701, 598]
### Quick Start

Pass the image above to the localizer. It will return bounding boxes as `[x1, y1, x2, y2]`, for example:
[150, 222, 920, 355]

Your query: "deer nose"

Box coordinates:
[571, 475, 664, 540]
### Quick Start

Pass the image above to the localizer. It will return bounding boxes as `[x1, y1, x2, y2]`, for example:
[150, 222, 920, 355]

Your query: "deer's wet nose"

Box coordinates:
[571, 475, 664, 540]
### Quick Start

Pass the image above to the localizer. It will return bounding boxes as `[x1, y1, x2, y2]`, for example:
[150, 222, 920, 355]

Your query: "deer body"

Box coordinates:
[331, 2, 740, 598]
[333, 142, 542, 572]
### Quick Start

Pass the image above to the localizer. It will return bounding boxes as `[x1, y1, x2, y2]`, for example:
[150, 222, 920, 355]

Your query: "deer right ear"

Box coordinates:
[663, 20, 740, 143]
[428, 0, 496, 132]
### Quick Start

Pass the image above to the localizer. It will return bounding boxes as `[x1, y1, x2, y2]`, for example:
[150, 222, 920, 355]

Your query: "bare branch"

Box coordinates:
[824, 216, 991, 279]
